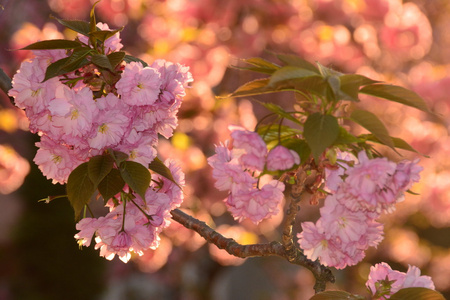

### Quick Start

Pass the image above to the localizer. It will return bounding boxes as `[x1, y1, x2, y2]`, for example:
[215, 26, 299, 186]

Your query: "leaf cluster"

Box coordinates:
[19, 3, 146, 85]
[225, 54, 431, 162]
[66, 150, 177, 220]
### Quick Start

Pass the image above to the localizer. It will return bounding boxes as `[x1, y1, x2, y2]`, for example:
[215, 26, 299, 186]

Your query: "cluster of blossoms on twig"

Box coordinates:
[9, 24, 192, 184]
[8, 19, 192, 261]
[208, 125, 300, 224]
[298, 151, 423, 269]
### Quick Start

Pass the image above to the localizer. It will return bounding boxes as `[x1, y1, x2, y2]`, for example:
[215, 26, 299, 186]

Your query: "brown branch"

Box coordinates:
[171, 208, 335, 293]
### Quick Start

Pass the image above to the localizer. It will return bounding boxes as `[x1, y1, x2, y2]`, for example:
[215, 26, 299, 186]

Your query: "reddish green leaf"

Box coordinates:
[259, 101, 302, 125]
[98, 168, 125, 203]
[91, 54, 114, 70]
[67, 162, 96, 220]
[107, 51, 126, 68]
[149, 157, 177, 185]
[360, 84, 430, 113]
[236, 57, 281, 74]
[90, 28, 124, 43]
[21, 39, 81, 50]
[119, 161, 150, 201]
[123, 55, 148, 67]
[390, 287, 445, 300]
[224, 78, 272, 98]
[52, 17, 91, 36]
[276, 53, 319, 73]
[304, 113, 340, 161]
[88, 154, 114, 186]
[350, 109, 394, 149]
[269, 66, 319, 87]
[310, 290, 365, 300]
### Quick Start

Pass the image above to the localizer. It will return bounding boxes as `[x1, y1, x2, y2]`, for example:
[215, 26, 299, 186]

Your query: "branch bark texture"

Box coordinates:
[171, 208, 335, 293]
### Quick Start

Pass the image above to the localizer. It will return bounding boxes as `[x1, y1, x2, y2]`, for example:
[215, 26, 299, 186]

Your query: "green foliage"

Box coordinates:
[87, 154, 114, 186]
[224, 53, 429, 161]
[304, 113, 339, 161]
[149, 157, 177, 184]
[119, 161, 151, 201]
[309, 291, 365, 300]
[389, 288, 445, 300]
[97, 168, 125, 203]
[67, 162, 96, 220]
[350, 109, 394, 149]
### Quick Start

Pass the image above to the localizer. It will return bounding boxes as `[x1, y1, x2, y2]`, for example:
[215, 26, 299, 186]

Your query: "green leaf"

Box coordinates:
[52, 16, 91, 36]
[119, 161, 151, 201]
[276, 53, 319, 73]
[283, 138, 311, 165]
[360, 84, 430, 113]
[259, 101, 302, 125]
[149, 157, 177, 184]
[108, 150, 129, 165]
[268, 66, 319, 87]
[257, 124, 302, 145]
[292, 76, 328, 97]
[334, 126, 361, 145]
[107, 51, 126, 68]
[224, 78, 271, 98]
[304, 113, 340, 161]
[350, 109, 394, 149]
[317, 62, 343, 77]
[21, 39, 81, 50]
[43, 53, 91, 82]
[89, 1, 100, 47]
[364, 134, 424, 155]
[88, 154, 114, 186]
[89, 28, 124, 43]
[98, 168, 125, 202]
[236, 57, 280, 74]
[66, 162, 96, 220]
[390, 287, 445, 300]
[123, 54, 148, 67]
[91, 54, 114, 70]
[309, 290, 365, 300]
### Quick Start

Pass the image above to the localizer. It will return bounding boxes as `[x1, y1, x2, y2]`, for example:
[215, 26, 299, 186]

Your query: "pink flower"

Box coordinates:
[337, 152, 398, 213]
[225, 180, 284, 224]
[116, 130, 157, 166]
[9, 58, 61, 114]
[266, 145, 300, 171]
[33, 136, 86, 184]
[297, 221, 357, 269]
[74, 218, 98, 247]
[116, 62, 162, 106]
[229, 125, 267, 171]
[320, 195, 369, 244]
[48, 85, 98, 142]
[324, 151, 357, 193]
[366, 263, 435, 298]
[88, 94, 131, 150]
[403, 265, 435, 290]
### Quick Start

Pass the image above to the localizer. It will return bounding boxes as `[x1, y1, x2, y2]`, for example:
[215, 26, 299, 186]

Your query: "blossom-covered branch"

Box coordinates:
[170, 208, 335, 293]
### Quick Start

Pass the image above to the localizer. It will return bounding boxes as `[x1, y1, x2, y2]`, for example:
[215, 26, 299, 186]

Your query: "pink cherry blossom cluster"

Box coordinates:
[366, 263, 435, 298]
[75, 159, 184, 262]
[8, 23, 193, 184]
[298, 151, 422, 269]
[208, 125, 300, 224]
